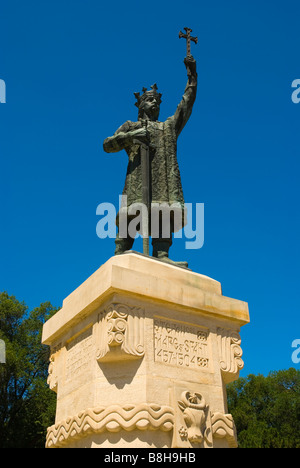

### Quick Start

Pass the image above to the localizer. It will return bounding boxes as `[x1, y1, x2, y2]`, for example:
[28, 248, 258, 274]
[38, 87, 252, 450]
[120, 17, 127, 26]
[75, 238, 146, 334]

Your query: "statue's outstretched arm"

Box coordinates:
[173, 56, 197, 136]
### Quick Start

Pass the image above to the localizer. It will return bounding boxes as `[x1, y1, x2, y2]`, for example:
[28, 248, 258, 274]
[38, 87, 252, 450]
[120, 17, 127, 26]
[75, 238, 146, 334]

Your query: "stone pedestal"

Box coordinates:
[42, 253, 249, 448]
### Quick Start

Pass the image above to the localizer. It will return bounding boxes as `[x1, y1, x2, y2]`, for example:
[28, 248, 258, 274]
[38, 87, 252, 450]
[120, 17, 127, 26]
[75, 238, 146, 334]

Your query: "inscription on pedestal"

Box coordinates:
[66, 328, 93, 382]
[154, 318, 210, 369]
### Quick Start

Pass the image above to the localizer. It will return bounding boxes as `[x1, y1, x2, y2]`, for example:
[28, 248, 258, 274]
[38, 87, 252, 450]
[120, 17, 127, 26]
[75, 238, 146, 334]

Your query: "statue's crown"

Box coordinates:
[134, 83, 162, 108]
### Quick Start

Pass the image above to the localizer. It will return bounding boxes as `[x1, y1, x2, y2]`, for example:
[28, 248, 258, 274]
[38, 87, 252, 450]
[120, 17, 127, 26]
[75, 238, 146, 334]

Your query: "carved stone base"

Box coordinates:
[42, 253, 249, 448]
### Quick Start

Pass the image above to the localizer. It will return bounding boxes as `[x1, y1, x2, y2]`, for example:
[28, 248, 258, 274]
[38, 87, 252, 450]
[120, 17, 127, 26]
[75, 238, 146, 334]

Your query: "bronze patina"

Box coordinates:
[103, 29, 197, 267]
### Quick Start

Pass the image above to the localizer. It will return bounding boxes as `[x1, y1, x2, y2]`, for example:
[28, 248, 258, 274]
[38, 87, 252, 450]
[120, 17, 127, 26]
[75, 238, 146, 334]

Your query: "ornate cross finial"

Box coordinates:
[179, 27, 198, 56]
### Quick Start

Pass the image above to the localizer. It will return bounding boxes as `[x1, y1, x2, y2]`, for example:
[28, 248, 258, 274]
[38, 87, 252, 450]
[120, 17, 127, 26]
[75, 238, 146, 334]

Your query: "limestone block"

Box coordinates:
[42, 253, 249, 448]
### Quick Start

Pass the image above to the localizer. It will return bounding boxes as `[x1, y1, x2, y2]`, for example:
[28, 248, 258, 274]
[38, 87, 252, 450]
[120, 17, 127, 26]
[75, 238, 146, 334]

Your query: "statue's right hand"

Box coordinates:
[123, 128, 149, 147]
[103, 126, 148, 153]
[130, 128, 149, 143]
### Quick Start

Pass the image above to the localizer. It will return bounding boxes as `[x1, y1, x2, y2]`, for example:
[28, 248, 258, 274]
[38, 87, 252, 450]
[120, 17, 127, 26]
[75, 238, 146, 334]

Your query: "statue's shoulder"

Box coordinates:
[128, 120, 140, 127]
[123, 120, 142, 130]
[115, 120, 136, 134]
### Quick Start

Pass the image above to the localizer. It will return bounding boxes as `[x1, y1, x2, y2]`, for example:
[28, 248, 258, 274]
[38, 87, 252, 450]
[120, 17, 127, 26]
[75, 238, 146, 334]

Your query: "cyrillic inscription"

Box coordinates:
[154, 319, 209, 369]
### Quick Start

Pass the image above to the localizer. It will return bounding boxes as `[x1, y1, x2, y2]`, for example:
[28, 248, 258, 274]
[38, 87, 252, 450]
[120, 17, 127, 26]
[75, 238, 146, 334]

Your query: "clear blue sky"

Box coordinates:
[0, 0, 299, 377]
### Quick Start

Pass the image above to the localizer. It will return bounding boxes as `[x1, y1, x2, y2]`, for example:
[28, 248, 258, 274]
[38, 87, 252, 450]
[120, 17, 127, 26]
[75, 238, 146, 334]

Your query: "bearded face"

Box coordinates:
[138, 94, 161, 121]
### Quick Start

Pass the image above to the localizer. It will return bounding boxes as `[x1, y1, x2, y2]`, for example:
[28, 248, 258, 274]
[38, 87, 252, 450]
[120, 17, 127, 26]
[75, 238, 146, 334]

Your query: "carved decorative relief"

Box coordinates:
[96, 303, 145, 362]
[47, 355, 58, 393]
[177, 391, 208, 445]
[211, 412, 238, 448]
[46, 403, 174, 448]
[217, 328, 244, 383]
[46, 382, 238, 448]
[173, 387, 237, 448]
[47, 344, 62, 393]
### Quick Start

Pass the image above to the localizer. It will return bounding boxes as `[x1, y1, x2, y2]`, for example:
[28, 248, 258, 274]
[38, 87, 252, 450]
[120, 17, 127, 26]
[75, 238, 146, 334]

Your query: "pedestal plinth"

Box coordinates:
[42, 253, 249, 448]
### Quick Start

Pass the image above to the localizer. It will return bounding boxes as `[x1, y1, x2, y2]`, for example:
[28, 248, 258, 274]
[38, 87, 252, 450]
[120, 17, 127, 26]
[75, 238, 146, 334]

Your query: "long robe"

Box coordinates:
[103, 73, 197, 230]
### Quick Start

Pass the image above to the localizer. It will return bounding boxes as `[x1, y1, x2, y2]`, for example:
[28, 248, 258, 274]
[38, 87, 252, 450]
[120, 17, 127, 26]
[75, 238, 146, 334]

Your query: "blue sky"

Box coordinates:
[0, 0, 299, 377]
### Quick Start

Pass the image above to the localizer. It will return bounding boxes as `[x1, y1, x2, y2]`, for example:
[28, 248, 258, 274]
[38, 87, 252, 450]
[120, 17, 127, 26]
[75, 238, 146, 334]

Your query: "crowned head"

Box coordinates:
[134, 83, 162, 121]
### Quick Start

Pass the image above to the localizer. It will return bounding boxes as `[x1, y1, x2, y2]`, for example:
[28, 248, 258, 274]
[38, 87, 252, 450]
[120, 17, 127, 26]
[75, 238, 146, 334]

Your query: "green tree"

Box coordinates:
[0, 292, 58, 448]
[227, 368, 300, 448]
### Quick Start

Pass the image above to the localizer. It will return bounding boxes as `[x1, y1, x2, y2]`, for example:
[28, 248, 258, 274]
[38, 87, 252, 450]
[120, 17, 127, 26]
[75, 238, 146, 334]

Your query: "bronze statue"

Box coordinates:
[103, 29, 197, 267]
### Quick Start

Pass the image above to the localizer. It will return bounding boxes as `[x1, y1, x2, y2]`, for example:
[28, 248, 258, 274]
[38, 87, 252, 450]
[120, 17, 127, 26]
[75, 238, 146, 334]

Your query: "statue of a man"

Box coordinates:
[103, 55, 197, 267]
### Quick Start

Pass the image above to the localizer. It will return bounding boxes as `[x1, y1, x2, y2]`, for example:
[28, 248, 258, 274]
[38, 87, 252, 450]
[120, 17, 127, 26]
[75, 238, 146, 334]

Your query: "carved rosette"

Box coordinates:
[96, 303, 145, 362]
[217, 328, 244, 383]
[107, 307, 128, 347]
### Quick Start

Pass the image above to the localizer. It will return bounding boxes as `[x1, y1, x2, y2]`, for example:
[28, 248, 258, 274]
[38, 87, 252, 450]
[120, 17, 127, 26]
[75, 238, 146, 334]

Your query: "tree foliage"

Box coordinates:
[227, 368, 300, 448]
[0, 292, 58, 448]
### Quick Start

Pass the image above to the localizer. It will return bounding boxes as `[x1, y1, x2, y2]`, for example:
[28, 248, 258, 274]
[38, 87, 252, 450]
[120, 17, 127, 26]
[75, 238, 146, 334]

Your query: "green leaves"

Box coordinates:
[0, 292, 59, 448]
[227, 368, 300, 448]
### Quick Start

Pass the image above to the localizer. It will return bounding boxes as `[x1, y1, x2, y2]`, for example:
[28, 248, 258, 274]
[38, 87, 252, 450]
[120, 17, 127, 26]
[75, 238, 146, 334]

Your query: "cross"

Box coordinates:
[179, 27, 198, 56]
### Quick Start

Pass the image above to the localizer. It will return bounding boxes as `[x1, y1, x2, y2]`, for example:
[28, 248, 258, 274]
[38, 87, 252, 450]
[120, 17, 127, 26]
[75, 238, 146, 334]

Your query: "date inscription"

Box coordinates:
[154, 318, 209, 369]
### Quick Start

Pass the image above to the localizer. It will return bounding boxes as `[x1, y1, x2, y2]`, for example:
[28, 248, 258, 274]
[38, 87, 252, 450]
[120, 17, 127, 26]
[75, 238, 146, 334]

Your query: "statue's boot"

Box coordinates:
[152, 239, 188, 269]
